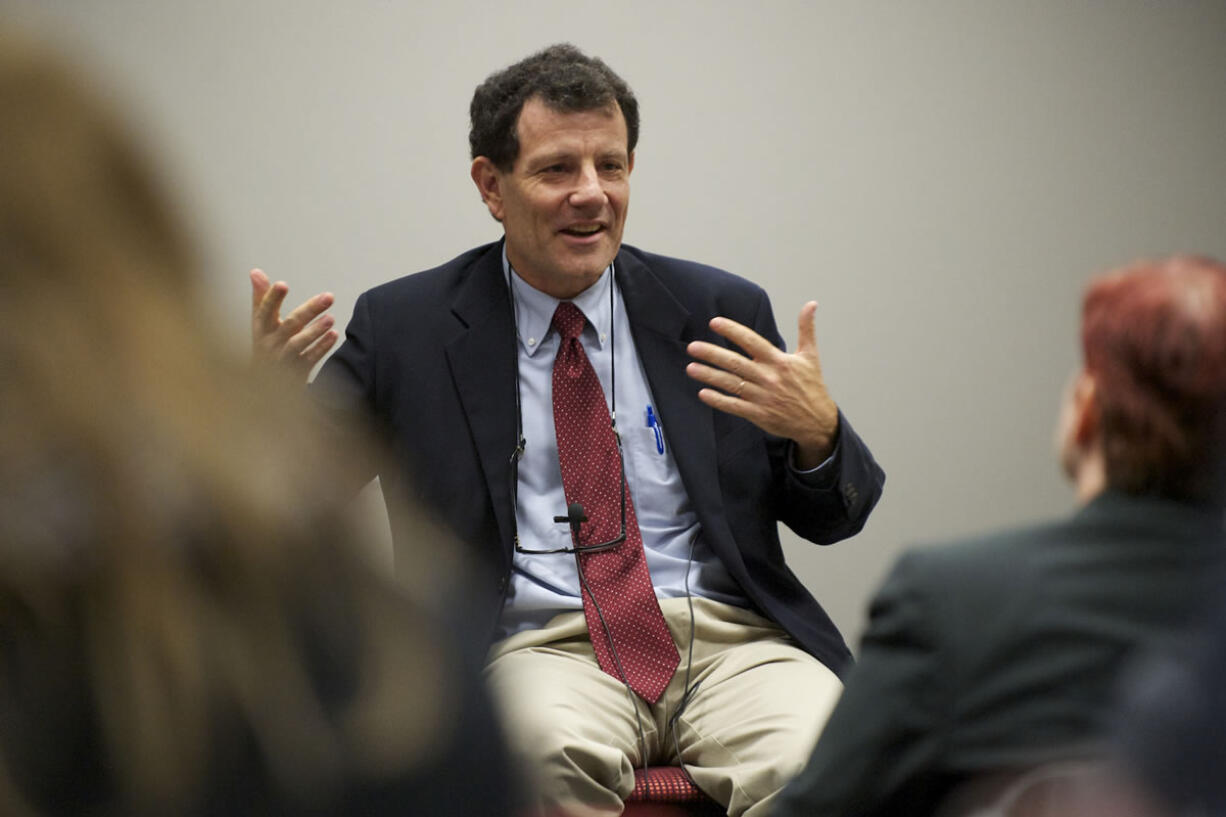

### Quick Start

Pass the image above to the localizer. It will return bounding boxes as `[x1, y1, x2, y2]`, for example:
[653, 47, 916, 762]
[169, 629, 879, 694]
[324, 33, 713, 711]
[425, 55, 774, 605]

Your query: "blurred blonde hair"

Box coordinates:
[0, 25, 454, 815]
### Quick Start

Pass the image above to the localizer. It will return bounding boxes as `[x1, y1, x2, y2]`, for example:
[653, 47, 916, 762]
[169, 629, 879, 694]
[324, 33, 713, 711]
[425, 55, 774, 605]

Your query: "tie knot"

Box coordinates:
[552, 302, 587, 341]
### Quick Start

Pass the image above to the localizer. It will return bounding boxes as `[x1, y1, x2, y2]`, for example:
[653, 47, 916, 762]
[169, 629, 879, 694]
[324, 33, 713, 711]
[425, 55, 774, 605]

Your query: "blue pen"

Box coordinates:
[645, 405, 665, 455]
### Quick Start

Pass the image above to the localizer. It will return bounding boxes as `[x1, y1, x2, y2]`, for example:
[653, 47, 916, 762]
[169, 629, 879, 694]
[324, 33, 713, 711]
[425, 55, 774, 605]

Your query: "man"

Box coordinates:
[251, 45, 884, 816]
[774, 255, 1226, 817]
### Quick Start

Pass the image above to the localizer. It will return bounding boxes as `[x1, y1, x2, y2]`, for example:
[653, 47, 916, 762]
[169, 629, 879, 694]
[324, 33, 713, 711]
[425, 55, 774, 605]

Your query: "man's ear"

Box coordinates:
[627, 150, 635, 175]
[1070, 370, 1100, 445]
[470, 157, 505, 223]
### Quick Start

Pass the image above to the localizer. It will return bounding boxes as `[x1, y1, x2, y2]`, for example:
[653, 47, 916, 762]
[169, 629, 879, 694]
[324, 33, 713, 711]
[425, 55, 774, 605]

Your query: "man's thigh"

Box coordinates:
[486, 612, 655, 816]
[664, 599, 843, 817]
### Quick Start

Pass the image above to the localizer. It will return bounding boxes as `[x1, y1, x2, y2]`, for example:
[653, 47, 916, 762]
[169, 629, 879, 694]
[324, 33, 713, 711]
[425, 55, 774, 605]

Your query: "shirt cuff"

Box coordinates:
[788, 431, 841, 487]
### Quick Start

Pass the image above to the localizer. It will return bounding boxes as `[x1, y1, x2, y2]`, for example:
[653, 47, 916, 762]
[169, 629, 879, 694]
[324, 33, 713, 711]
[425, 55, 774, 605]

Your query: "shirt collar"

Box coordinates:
[502, 244, 614, 358]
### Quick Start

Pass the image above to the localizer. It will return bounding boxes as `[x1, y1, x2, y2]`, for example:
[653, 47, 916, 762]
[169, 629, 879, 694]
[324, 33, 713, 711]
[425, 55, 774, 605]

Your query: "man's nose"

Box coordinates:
[568, 163, 606, 207]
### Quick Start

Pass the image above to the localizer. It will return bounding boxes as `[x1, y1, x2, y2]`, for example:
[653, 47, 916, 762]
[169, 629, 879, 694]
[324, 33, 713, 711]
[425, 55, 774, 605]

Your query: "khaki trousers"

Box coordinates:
[486, 597, 843, 817]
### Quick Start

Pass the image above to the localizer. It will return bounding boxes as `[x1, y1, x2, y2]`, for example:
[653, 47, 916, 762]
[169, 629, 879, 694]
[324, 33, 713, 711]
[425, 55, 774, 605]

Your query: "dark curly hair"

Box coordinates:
[469, 44, 639, 171]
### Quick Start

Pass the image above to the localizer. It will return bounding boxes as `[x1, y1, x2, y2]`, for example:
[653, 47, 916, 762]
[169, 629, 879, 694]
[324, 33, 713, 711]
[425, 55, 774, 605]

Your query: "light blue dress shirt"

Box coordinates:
[495, 250, 833, 638]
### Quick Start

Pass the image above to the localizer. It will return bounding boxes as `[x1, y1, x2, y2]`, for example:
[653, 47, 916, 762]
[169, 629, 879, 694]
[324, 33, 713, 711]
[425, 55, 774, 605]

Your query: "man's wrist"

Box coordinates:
[793, 440, 832, 471]
[792, 407, 840, 470]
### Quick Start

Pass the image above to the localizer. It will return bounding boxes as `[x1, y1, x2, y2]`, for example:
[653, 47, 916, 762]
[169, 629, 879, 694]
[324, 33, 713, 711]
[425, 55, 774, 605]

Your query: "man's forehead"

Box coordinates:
[516, 96, 624, 136]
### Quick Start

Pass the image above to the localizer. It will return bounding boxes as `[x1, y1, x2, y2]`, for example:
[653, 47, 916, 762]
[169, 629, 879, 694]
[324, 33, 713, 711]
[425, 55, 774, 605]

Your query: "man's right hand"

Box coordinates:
[250, 268, 338, 381]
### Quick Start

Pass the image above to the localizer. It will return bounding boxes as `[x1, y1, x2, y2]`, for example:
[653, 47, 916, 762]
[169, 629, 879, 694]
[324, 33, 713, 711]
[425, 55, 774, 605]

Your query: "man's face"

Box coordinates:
[472, 96, 633, 300]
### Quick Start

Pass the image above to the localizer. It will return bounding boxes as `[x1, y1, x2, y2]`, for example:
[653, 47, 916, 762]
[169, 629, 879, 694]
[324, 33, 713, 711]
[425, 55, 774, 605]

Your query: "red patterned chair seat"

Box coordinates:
[622, 766, 722, 816]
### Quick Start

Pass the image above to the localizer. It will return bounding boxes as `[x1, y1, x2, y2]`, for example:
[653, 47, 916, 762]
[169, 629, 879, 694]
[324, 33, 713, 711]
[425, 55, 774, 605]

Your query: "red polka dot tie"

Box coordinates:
[551, 302, 680, 703]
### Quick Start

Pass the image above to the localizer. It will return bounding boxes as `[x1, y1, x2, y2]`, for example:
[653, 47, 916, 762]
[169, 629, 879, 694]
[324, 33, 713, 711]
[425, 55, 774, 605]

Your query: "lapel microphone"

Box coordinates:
[554, 502, 588, 544]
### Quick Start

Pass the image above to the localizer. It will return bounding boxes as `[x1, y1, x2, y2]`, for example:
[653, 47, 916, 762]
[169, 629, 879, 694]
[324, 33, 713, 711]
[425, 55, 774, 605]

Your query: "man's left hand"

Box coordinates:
[685, 301, 838, 469]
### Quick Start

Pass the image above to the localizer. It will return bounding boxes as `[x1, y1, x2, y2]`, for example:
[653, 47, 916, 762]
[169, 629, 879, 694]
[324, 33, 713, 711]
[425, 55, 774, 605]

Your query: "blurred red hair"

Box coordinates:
[1081, 255, 1226, 505]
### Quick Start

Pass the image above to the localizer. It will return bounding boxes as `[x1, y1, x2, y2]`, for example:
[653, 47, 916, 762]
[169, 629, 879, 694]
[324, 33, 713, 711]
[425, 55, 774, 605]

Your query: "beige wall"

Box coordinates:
[10, 0, 1225, 646]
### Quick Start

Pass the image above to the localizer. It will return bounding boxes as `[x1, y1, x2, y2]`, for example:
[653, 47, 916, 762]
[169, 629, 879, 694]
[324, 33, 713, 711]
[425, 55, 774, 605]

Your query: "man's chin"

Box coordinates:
[559, 247, 618, 278]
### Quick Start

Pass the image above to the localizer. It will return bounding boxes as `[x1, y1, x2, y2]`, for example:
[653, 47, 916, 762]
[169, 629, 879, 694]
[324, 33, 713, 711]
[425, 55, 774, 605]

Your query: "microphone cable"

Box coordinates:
[667, 531, 701, 787]
[572, 542, 651, 774]
[575, 521, 703, 786]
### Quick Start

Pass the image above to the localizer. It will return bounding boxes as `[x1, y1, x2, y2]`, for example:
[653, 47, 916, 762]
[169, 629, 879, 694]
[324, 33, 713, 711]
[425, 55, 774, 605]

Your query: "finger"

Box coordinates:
[685, 361, 752, 397]
[686, 340, 760, 381]
[254, 280, 291, 334]
[708, 316, 779, 360]
[297, 329, 339, 369]
[279, 292, 334, 338]
[695, 387, 757, 424]
[283, 314, 335, 357]
[250, 268, 271, 311]
[796, 300, 819, 357]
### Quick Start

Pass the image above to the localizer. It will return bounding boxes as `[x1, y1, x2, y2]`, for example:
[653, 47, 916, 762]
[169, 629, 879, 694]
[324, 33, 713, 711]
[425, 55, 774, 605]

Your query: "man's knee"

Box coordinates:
[486, 648, 642, 810]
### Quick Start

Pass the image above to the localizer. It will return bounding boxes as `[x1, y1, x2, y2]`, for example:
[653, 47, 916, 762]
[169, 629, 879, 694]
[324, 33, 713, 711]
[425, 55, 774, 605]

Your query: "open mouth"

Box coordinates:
[560, 224, 604, 237]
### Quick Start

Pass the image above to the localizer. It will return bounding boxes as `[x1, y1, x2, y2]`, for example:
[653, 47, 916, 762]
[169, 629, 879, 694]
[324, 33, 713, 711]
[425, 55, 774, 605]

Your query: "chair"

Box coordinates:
[622, 766, 723, 816]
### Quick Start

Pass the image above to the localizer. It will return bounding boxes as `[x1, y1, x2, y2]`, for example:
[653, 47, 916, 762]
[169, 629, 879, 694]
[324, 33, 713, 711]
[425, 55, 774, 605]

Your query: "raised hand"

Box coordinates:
[250, 268, 338, 381]
[685, 301, 838, 469]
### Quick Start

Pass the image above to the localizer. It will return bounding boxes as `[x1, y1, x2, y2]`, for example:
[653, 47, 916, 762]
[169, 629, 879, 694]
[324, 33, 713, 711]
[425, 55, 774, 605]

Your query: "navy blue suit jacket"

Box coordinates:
[314, 241, 884, 676]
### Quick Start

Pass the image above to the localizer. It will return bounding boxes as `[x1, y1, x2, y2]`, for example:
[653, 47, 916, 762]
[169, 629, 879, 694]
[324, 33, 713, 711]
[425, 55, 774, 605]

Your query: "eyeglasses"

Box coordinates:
[510, 432, 627, 555]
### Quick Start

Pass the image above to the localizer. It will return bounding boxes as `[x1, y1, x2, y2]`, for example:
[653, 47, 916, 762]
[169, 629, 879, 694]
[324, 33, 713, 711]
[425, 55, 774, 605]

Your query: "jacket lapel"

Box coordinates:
[445, 244, 519, 563]
[615, 250, 740, 563]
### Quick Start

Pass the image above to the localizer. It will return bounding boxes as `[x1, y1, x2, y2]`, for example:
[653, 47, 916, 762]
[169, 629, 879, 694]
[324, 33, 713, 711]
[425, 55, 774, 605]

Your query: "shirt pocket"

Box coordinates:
[622, 411, 677, 504]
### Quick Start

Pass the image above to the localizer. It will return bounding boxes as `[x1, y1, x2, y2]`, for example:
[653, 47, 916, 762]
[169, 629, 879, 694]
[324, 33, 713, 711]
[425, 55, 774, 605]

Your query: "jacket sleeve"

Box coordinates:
[775, 410, 885, 544]
[773, 551, 946, 817]
[745, 289, 885, 545]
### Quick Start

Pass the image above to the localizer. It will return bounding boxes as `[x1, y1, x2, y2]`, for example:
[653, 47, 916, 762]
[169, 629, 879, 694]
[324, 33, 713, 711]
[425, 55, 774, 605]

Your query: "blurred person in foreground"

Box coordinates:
[0, 25, 513, 817]
[773, 255, 1226, 817]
